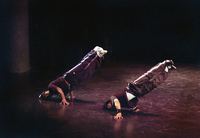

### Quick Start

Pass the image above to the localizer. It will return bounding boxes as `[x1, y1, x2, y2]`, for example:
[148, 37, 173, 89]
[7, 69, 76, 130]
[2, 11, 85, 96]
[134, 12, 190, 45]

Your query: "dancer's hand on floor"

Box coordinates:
[114, 113, 123, 120]
[60, 99, 70, 105]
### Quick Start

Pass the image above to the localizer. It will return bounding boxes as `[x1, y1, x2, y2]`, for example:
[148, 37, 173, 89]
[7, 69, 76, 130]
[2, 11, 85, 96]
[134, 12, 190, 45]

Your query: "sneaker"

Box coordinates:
[98, 49, 108, 58]
[38, 92, 45, 99]
[164, 60, 176, 70]
[39, 91, 50, 99]
[93, 46, 108, 58]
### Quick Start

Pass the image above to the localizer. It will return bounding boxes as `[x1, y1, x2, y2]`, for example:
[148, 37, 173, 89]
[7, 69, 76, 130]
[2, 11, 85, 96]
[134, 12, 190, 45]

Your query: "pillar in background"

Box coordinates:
[10, 0, 30, 73]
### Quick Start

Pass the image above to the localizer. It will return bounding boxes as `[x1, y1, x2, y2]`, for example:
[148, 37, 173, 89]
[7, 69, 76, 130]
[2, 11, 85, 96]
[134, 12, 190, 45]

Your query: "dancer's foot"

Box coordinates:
[39, 90, 51, 99]
[93, 46, 108, 58]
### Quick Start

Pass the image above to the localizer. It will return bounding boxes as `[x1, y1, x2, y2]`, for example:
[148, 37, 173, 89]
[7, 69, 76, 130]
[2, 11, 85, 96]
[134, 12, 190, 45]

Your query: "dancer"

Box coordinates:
[39, 46, 107, 105]
[103, 60, 176, 119]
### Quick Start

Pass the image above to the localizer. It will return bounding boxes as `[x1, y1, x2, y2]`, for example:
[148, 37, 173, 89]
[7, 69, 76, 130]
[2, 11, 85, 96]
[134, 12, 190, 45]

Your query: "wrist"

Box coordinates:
[116, 109, 121, 113]
[62, 97, 67, 101]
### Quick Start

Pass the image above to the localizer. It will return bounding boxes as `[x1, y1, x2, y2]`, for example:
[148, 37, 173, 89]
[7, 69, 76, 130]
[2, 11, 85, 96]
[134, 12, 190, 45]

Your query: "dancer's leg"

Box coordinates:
[66, 50, 97, 73]
[80, 50, 97, 69]
[80, 55, 103, 82]
[64, 46, 107, 85]
[67, 46, 107, 73]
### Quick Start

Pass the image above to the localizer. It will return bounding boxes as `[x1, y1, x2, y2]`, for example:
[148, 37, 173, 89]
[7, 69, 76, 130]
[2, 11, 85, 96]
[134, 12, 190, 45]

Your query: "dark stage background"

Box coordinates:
[28, 0, 200, 74]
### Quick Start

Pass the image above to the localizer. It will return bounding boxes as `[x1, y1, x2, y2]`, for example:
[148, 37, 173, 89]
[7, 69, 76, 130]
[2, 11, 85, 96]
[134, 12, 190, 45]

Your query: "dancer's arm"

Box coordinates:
[70, 91, 76, 101]
[57, 87, 70, 105]
[113, 99, 123, 120]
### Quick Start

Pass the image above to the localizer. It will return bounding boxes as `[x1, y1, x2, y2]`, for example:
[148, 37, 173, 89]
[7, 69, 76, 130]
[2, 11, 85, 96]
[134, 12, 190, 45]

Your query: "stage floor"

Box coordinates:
[1, 60, 200, 138]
